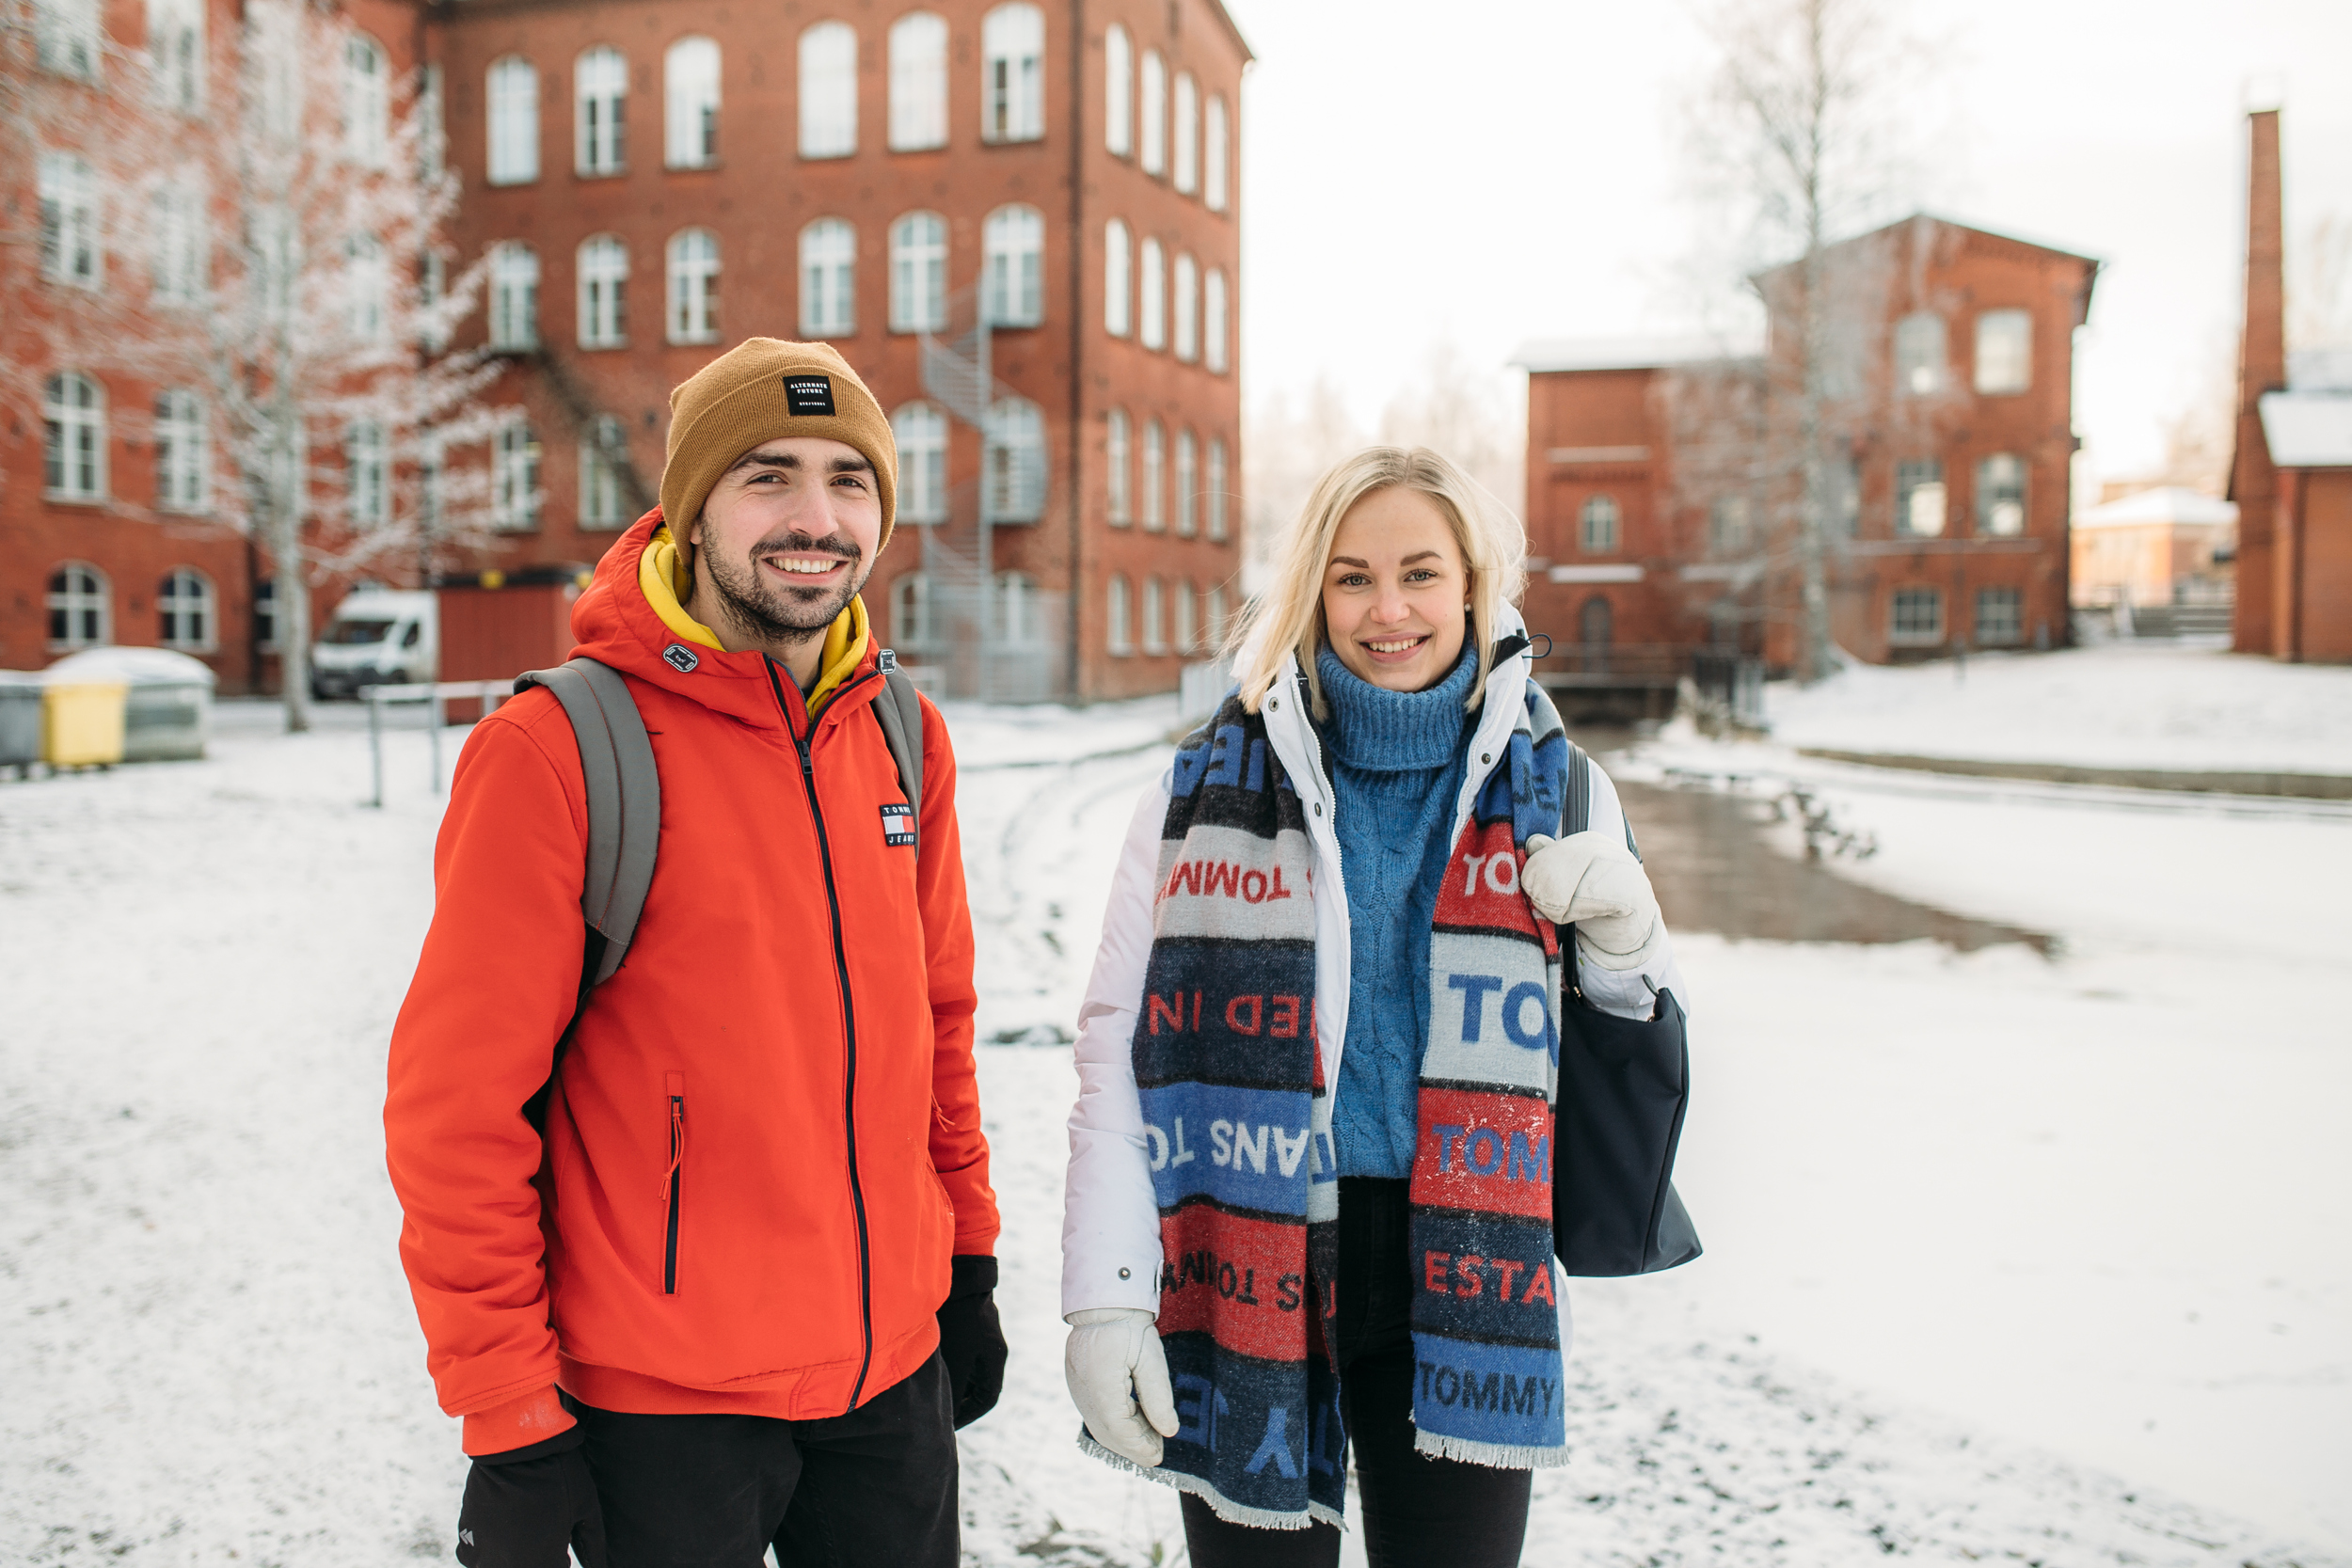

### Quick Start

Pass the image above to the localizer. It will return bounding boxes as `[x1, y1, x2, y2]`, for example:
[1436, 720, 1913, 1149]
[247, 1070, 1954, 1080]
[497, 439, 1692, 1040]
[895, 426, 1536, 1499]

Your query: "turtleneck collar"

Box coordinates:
[1315, 637, 1479, 773]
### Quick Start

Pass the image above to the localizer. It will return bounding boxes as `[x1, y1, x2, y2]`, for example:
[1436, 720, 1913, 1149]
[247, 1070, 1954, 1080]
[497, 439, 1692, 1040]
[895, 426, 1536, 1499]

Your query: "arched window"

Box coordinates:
[1138, 50, 1166, 174]
[799, 218, 855, 337]
[666, 229, 720, 343]
[982, 204, 1042, 327]
[664, 36, 721, 167]
[1203, 582, 1229, 647]
[1171, 71, 1198, 194]
[1204, 94, 1229, 212]
[343, 34, 389, 165]
[345, 419, 389, 524]
[1141, 576, 1166, 654]
[1104, 24, 1132, 156]
[1174, 428, 1197, 536]
[892, 402, 948, 523]
[486, 55, 540, 184]
[148, 0, 205, 113]
[1580, 494, 1619, 554]
[493, 420, 541, 531]
[1172, 578, 1197, 653]
[1205, 437, 1228, 541]
[1894, 311, 1946, 396]
[43, 371, 106, 500]
[345, 232, 387, 342]
[997, 571, 1040, 644]
[576, 46, 628, 174]
[889, 211, 947, 333]
[1578, 594, 1613, 650]
[1202, 268, 1228, 374]
[1103, 219, 1131, 337]
[489, 242, 540, 349]
[580, 414, 628, 529]
[1105, 408, 1130, 524]
[157, 568, 215, 651]
[1172, 251, 1198, 362]
[1140, 418, 1164, 531]
[577, 234, 629, 348]
[1138, 238, 1165, 351]
[47, 562, 110, 649]
[892, 572, 933, 649]
[981, 4, 1044, 142]
[985, 396, 1045, 521]
[34, 0, 99, 77]
[37, 152, 100, 286]
[155, 388, 208, 512]
[888, 12, 947, 150]
[799, 22, 857, 158]
[1106, 573, 1133, 655]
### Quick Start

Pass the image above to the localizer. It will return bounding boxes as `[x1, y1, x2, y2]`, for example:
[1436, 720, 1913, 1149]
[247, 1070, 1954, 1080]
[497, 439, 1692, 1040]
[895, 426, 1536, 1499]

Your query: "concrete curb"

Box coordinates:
[1795, 748, 2352, 801]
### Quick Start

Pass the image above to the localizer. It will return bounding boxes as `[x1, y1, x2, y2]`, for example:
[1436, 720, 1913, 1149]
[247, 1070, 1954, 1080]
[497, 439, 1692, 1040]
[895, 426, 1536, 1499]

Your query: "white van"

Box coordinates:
[311, 588, 439, 699]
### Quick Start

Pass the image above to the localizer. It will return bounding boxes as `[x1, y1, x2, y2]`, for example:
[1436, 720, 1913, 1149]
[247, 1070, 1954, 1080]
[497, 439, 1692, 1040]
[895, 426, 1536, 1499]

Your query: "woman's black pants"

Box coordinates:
[1179, 1178, 1534, 1568]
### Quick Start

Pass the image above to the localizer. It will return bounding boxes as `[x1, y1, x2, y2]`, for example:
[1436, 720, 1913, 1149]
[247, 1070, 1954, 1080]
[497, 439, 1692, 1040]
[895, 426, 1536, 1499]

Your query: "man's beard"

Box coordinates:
[698, 528, 866, 647]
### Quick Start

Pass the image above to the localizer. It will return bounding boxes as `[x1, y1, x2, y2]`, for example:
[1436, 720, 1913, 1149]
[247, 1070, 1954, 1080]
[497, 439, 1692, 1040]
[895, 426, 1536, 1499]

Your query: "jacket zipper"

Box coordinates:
[662, 1072, 686, 1294]
[767, 659, 879, 1412]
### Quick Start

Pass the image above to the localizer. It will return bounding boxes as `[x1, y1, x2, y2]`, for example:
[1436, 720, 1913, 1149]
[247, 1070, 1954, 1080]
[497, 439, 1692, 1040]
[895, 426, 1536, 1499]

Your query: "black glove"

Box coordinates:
[935, 1253, 1008, 1430]
[455, 1426, 607, 1568]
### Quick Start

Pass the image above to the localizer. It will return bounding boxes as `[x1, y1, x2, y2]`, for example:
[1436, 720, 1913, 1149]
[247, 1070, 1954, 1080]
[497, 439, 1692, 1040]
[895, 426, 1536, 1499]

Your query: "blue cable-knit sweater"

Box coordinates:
[1317, 641, 1481, 1179]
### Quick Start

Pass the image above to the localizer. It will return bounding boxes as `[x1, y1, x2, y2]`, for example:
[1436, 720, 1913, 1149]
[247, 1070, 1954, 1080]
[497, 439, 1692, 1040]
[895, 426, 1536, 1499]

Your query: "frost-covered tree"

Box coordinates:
[4, 0, 498, 731]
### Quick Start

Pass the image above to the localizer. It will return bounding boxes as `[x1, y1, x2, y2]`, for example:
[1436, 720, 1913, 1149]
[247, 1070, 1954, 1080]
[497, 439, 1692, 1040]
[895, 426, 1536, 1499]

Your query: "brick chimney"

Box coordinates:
[2230, 108, 2285, 653]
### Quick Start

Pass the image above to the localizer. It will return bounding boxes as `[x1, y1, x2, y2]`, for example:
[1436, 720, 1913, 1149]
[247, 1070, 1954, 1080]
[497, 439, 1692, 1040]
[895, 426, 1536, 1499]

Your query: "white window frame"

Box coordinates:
[576, 45, 628, 175]
[344, 34, 389, 166]
[35, 0, 101, 79]
[1974, 585, 2024, 646]
[1204, 94, 1229, 212]
[38, 152, 101, 289]
[577, 234, 629, 348]
[997, 571, 1040, 645]
[1104, 219, 1131, 337]
[345, 419, 389, 526]
[1895, 459, 1947, 538]
[1204, 583, 1228, 647]
[493, 420, 542, 532]
[892, 571, 934, 650]
[1106, 573, 1133, 655]
[1138, 50, 1166, 174]
[43, 372, 107, 500]
[1975, 309, 2032, 396]
[985, 396, 1046, 522]
[148, 0, 205, 113]
[981, 3, 1044, 143]
[1171, 71, 1198, 194]
[47, 562, 110, 650]
[1174, 428, 1196, 537]
[489, 242, 540, 350]
[1580, 494, 1620, 554]
[580, 415, 628, 530]
[1105, 408, 1130, 525]
[419, 63, 445, 179]
[1202, 267, 1228, 373]
[1206, 438, 1228, 541]
[799, 22, 857, 159]
[892, 402, 948, 523]
[151, 178, 206, 305]
[1138, 237, 1165, 351]
[1894, 311, 1947, 396]
[1141, 576, 1166, 654]
[155, 388, 209, 512]
[888, 12, 948, 151]
[1889, 586, 1944, 646]
[1141, 418, 1164, 531]
[345, 231, 388, 342]
[1104, 24, 1132, 156]
[1173, 578, 1197, 652]
[666, 228, 720, 343]
[1976, 452, 2026, 537]
[1172, 251, 1198, 362]
[799, 218, 856, 338]
[156, 568, 216, 652]
[253, 578, 281, 652]
[664, 36, 721, 168]
[889, 211, 947, 334]
[487, 56, 541, 184]
[983, 204, 1043, 328]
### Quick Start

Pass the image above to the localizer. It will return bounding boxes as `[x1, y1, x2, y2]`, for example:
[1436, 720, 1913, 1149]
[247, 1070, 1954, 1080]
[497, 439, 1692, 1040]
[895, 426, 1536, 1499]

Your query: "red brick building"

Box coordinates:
[3, 0, 1247, 700]
[1514, 214, 2097, 688]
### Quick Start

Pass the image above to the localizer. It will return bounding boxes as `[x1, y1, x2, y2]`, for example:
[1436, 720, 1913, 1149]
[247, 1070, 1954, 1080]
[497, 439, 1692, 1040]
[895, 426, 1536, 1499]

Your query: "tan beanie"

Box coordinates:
[660, 338, 898, 551]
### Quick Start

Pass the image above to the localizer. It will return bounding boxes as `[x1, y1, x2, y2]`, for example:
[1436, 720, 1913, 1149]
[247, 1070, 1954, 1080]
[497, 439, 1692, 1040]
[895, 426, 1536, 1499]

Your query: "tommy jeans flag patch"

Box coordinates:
[880, 802, 915, 847]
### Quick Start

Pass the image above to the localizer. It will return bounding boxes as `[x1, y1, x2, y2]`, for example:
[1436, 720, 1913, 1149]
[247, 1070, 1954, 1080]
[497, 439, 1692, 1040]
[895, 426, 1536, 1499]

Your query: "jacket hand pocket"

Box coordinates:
[660, 1072, 685, 1296]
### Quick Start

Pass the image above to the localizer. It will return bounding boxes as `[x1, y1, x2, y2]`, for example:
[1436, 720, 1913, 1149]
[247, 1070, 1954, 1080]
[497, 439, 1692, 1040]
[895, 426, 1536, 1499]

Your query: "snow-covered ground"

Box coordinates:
[2, 689, 2346, 1565]
[1764, 641, 2352, 776]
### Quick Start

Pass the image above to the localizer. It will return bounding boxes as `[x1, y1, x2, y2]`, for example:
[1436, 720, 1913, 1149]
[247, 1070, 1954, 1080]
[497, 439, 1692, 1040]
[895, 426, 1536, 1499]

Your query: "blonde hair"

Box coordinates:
[1227, 446, 1528, 719]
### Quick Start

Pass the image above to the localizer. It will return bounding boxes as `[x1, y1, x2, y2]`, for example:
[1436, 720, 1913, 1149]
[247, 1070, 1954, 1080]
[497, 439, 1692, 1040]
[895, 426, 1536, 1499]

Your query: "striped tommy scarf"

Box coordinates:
[1089, 678, 1573, 1528]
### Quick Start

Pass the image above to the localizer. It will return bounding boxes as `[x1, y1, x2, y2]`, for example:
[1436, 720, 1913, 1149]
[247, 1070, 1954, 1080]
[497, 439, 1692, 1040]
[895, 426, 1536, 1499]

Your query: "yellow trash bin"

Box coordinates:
[43, 682, 127, 768]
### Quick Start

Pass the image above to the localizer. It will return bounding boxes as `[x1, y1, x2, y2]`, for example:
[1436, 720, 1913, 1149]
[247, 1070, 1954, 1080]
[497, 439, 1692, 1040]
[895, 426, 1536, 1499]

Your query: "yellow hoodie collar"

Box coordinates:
[639, 525, 871, 714]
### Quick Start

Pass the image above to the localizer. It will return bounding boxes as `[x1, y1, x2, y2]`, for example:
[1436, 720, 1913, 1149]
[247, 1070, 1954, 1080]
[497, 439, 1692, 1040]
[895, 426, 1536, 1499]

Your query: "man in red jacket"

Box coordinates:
[385, 339, 1003, 1568]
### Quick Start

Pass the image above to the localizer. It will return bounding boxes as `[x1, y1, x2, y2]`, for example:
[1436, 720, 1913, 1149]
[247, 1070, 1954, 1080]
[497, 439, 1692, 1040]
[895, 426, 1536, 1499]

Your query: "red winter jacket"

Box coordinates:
[384, 511, 995, 1452]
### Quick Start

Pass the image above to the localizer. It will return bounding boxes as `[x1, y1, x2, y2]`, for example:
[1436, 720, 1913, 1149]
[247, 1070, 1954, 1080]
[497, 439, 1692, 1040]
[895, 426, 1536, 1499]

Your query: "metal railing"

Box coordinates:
[358, 678, 516, 806]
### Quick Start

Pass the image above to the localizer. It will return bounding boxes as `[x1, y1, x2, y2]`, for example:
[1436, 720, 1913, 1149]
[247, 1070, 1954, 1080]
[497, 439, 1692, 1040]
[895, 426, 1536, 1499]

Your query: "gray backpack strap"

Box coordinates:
[1565, 738, 1592, 838]
[870, 649, 926, 847]
[515, 657, 660, 987]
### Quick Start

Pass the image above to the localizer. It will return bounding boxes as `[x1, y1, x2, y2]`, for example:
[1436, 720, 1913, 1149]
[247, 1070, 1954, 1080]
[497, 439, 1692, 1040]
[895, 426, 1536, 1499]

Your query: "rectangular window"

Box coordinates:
[1894, 312, 1947, 396]
[1975, 309, 2032, 395]
[982, 4, 1044, 143]
[155, 389, 209, 512]
[1889, 587, 1944, 646]
[1106, 574, 1133, 655]
[1172, 253, 1198, 362]
[35, 0, 101, 78]
[151, 181, 204, 304]
[1202, 268, 1228, 373]
[1974, 586, 2023, 646]
[488, 58, 541, 184]
[148, 0, 204, 111]
[1139, 239, 1165, 350]
[889, 13, 947, 150]
[577, 238, 629, 348]
[346, 420, 389, 525]
[1708, 494, 1747, 555]
[38, 152, 101, 288]
[1106, 409, 1130, 525]
[800, 23, 857, 159]
[1172, 72, 1198, 194]
[1104, 220, 1131, 337]
[1976, 453, 2026, 536]
[580, 416, 628, 530]
[1141, 420, 1164, 531]
[418, 64, 445, 179]
[1204, 95, 1229, 212]
[494, 423, 542, 531]
[1174, 430, 1196, 537]
[1895, 460, 1946, 537]
[1206, 438, 1227, 541]
[1141, 577, 1166, 655]
[490, 244, 540, 350]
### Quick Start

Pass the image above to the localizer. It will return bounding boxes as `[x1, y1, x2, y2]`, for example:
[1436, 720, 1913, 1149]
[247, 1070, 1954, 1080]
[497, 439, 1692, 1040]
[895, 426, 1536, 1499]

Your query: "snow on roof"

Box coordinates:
[2074, 486, 2238, 530]
[2259, 391, 2352, 467]
[1509, 334, 1761, 373]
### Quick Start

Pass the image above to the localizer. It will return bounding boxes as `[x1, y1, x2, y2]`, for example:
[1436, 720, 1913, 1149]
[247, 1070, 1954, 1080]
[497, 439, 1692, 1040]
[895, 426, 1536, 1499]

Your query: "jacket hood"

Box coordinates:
[567, 507, 874, 730]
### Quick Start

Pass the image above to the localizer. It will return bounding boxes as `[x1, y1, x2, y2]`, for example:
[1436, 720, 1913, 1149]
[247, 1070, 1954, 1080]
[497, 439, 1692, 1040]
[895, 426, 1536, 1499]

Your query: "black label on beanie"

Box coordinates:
[784, 375, 836, 416]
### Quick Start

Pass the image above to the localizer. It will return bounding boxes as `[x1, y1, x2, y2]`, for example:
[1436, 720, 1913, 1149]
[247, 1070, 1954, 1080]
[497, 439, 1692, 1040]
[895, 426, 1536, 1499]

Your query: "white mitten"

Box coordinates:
[1522, 831, 1664, 971]
[1064, 1307, 1179, 1467]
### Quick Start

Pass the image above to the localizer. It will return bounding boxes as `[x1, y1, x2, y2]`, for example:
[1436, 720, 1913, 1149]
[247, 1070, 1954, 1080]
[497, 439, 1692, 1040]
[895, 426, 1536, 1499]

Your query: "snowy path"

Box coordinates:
[2, 703, 2346, 1564]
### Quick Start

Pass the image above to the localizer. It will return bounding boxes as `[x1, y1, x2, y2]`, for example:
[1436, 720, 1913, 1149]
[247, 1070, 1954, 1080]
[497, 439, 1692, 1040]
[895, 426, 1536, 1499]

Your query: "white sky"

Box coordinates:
[1225, 0, 2352, 486]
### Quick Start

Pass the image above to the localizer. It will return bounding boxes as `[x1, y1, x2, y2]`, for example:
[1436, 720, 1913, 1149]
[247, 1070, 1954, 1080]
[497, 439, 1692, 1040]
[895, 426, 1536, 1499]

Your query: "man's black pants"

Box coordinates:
[1180, 1179, 1534, 1568]
[569, 1354, 958, 1568]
